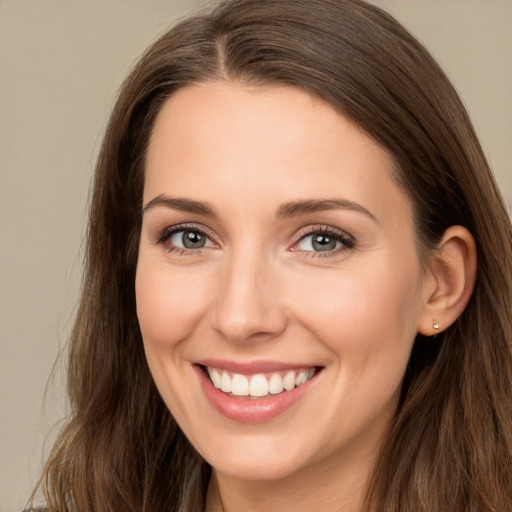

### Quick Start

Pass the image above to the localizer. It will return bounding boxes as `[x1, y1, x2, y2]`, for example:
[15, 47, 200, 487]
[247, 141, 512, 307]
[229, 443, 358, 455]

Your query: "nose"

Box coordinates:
[210, 248, 288, 345]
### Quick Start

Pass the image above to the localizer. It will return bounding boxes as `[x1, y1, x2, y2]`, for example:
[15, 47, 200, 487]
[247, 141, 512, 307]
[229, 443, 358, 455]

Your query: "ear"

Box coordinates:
[417, 226, 477, 336]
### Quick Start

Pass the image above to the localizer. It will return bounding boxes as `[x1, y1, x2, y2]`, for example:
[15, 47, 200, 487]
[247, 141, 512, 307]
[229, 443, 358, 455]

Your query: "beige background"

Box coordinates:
[0, 1, 510, 509]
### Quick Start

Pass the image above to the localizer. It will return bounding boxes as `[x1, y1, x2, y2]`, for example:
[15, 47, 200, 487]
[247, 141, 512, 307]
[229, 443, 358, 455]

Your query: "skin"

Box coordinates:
[135, 82, 444, 511]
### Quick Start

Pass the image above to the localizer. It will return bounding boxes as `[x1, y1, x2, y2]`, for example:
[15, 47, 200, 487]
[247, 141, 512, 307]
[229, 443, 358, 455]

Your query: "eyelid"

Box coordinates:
[153, 222, 355, 256]
[155, 223, 219, 249]
[290, 224, 356, 255]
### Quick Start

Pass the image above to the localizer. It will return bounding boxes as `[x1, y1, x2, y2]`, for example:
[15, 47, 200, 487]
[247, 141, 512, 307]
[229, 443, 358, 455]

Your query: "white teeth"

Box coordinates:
[268, 373, 284, 394]
[295, 369, 314, 386]
[283, 371, 296, 391]
[210, 368, 222, 389]
[207, 367, 316, 397]
[249, 374, 269, 397]
[220, 372, 231, 393]
[295, 370, 307, 386]
[231, 373, 249, 396]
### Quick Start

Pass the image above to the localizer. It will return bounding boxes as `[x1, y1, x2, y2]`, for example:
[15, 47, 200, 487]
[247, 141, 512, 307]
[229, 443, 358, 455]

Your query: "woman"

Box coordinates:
[30, 0, 512, 510]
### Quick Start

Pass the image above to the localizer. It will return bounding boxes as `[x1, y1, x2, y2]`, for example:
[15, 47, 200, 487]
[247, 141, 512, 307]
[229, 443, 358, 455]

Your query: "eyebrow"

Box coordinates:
[142, 194, 377, 223]
[142, 195, 216, 216]
[276, 198, 378, 223]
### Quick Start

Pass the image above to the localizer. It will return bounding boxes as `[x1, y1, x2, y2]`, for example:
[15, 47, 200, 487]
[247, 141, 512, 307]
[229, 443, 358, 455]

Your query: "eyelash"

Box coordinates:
[156, 223, 215, 256]
[293, 225, 356, 258]
[155, 223, 356, 257]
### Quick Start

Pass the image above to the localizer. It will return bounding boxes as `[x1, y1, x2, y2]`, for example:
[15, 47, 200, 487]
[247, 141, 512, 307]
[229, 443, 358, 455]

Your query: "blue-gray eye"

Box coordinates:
[169, 229, 214, 249]
[297, 233, 342, 252]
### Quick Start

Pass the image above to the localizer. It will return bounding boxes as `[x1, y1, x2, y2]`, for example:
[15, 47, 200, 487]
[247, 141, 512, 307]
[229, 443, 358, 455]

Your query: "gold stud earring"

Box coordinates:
[433, 320, 440, 331]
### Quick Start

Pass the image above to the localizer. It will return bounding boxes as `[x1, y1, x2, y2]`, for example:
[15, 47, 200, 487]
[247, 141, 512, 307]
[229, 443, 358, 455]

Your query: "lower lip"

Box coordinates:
[195, 365, 319, 423]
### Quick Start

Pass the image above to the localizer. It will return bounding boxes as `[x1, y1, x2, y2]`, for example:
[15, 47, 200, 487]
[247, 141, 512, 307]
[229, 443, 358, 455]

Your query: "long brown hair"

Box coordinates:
[30, 1, 512, 510]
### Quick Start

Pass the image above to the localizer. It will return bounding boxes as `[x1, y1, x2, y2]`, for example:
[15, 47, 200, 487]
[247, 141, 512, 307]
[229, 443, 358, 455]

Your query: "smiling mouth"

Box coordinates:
[201, 365, 319, 398]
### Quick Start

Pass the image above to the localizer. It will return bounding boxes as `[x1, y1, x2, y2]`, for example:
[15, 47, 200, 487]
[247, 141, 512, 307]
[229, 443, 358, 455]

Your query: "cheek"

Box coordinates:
[291, 256, 422, 364]
[135, 259, 214, 430]
[135, 261, 212, 350]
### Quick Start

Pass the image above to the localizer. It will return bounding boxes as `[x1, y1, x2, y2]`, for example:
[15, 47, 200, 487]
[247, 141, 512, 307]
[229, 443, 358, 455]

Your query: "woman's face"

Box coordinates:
[136, 82, 431, 482]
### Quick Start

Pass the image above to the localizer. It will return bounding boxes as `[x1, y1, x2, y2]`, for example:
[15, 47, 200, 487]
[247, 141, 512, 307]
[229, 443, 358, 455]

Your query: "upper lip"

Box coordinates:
[195, 359, 320, 374]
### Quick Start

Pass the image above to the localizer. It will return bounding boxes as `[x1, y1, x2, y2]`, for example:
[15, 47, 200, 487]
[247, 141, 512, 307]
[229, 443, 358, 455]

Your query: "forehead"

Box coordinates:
[144, 81, 412, 231]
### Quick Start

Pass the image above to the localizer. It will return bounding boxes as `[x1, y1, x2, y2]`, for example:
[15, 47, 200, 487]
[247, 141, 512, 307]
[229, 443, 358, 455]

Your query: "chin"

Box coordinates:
[199, 434, 315, 482]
